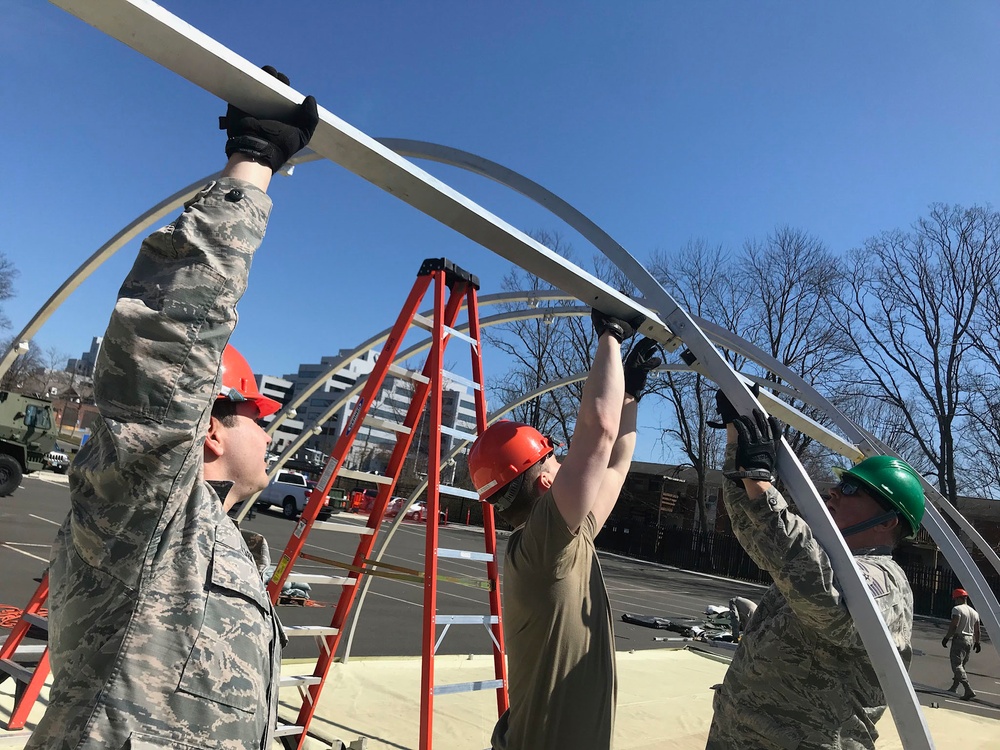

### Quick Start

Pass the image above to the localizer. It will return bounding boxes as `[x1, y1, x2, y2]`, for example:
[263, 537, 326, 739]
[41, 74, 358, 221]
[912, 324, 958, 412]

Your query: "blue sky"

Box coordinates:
[3, 1, 1000, 462]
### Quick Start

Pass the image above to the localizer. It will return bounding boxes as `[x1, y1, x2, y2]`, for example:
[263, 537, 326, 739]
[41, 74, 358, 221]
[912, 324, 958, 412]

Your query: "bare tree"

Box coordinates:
[0, 252, 18, 332]
[828, 204, 1000, 506]
[736, 227, 855, 468]
[963, 259, 1000, 494]
[483, 231, 593, 451]
[648, 229, 856, 529]
[0, 338, 45, 392]
[648, 239, 732, 534]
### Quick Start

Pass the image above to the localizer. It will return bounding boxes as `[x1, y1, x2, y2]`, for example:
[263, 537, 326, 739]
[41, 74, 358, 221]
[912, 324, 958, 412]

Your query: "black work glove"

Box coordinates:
[220, 65, 319, 173]
[708, 384, 760, 429]
[591, 308, 637, 343]
[974, 642, 981, 653]
[941, 636, 950, 648]
[732, 409, 782, 476]
[623, 337, 661, 401]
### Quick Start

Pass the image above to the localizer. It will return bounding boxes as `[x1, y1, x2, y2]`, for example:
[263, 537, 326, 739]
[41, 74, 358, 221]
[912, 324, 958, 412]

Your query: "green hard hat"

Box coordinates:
[835, 455, 925, 538]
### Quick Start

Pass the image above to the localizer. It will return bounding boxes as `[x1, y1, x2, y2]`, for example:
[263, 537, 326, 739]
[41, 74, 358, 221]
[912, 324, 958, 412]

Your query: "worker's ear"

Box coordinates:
[537, 469, 554, 492]
[880, 515, 900, 531]
[204, 415, 226, 459]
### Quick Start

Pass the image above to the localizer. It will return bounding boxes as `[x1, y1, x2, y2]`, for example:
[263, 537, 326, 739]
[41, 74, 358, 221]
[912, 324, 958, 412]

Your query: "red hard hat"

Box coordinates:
[468, 421, 553, 502]
[218, 344, 281, 417]
[953, 588, 968, 598]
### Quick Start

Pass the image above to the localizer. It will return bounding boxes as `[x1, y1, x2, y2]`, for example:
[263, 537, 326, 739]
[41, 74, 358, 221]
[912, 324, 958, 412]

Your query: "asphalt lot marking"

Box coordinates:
[29, 513, 61, 526]
[2, 543, 49, 563]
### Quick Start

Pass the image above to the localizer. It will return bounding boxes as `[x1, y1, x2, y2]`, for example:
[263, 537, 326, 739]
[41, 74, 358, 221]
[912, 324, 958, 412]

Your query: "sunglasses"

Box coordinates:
[834, 480, 894, 513]
[835, 480, 863, 496]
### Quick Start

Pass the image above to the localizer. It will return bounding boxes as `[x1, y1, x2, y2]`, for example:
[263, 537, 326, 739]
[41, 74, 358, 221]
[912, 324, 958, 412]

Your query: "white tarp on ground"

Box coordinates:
[3, 649, 997, 749]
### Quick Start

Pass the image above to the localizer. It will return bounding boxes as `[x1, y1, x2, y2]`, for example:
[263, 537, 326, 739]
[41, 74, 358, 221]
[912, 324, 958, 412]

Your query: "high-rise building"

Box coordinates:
[66, 337, 103, 377]
[256, 348, 477, 475]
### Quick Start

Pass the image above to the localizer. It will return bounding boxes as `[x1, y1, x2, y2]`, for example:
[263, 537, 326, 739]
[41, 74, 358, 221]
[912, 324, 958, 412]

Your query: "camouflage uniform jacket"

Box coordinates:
[26, 179, 285, 750]
[707, 445, 913, 750]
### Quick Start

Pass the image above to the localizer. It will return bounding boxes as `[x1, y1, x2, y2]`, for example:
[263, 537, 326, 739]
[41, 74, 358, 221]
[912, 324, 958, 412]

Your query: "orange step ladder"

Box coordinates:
[266, 257, 508, 750]
[0, 572, 50, 731]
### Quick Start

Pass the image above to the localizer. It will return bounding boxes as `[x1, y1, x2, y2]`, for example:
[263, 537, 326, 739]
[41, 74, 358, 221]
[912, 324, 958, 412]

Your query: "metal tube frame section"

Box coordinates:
[365, 141, 935, 745]
[379, 140, 1000, 660]
[43, 2, 996, 744]
[0, 173, 218, 383]
[51, 0, 676, 346]
[263, 290, 589, 437]
[0, 152, 321, 383]
[232, 304, 588, 524]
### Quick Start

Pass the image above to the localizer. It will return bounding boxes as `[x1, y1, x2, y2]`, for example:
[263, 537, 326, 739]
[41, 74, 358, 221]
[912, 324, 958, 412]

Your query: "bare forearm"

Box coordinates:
[551, 332, 625, 532]
[608, 396, 638, 474]
[222, 154, 273, 192]
[578, 334, 626, 435]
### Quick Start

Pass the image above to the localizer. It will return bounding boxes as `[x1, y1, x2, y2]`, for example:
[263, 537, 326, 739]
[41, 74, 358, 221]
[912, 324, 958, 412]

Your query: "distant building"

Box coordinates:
[256, 349, 477, 476]
[66, 337, 103, 377]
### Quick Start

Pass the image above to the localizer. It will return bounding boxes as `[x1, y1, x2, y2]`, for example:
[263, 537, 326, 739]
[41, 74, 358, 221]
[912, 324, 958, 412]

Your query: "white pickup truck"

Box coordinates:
[256, 471, 330, 520]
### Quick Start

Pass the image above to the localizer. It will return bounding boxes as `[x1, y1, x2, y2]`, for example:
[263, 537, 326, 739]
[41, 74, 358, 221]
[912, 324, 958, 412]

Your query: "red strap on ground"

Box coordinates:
[0, 605, 49, 629]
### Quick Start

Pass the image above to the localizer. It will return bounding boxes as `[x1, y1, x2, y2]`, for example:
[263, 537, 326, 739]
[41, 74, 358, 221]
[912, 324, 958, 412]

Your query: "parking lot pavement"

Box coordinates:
[5, 477, 999, 719]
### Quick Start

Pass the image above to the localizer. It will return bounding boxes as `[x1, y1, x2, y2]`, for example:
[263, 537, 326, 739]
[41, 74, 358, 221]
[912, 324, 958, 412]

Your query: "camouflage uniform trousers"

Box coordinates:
[950, 635, 974, 685]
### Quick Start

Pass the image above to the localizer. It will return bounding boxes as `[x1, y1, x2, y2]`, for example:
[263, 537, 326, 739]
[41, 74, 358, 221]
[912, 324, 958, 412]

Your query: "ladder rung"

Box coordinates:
[13, 645, 46, 659]
[337, 468, 393, 485]
[435, 615, 499, 625]
[444, 326, 478, 347]
[437, 548, 494, 562]
[388, 363, 430, 384]
[439, 484, 480, 500]
[284, 574, 356, 585]
[440, 425, 478, 443]
[443, 371, 482, 393]
[279, 674, 323, 688]
[272, 723, 304, 738]
[23, 613, 48, 631]
[282, 625, 340, 637]
[362, 415, 412, 435]
[0, 659, 34, 684]
[312, 520, 375, 535]
[433, 679, 504, 696]
[410, 314, 479, 347]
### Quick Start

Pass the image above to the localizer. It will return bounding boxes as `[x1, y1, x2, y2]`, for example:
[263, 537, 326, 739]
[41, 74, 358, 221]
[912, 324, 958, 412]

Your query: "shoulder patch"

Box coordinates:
[855, 560, 891, 599]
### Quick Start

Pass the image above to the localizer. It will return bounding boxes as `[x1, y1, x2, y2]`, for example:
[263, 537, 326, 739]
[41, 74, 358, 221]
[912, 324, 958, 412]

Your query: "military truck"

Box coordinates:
[0, 391, 59, 496]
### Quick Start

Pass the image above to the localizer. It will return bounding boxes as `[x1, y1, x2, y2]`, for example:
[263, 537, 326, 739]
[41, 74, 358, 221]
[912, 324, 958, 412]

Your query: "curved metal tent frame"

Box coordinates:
[379, 140, 1000, 649]
[21, 0, 1000, 744]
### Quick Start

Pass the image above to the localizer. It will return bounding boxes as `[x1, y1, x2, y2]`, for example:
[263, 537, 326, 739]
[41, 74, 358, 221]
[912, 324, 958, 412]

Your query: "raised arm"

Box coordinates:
[591, 337, 660, 529]
[550, 311, 629, 533]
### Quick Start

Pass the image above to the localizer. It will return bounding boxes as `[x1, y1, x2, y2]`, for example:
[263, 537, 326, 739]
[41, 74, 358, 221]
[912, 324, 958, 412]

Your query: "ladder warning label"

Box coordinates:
[272, 556, 290, 584]
[346, 397, 366, 434]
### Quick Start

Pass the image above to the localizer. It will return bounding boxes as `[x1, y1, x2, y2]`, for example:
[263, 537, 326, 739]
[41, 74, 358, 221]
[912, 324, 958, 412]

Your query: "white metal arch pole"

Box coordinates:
[0, 173, 218, 382]
[0, 152, 322, 383]
[381, 140, 999, 656]
[232, 304, 590, 525]
[261, 291, 586, 439]
[50, 0, 672, 345]
[49, 2, 932, 744]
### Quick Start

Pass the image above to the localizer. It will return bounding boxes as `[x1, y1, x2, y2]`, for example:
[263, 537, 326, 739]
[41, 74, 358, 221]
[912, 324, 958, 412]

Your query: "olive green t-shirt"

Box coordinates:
[491, 490, 616, 750]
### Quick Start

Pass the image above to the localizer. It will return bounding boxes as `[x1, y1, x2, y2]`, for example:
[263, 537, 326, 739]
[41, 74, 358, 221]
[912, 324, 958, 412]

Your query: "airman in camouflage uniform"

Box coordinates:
[706, 404, 925, 750]
[26, 72, 318, 750]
